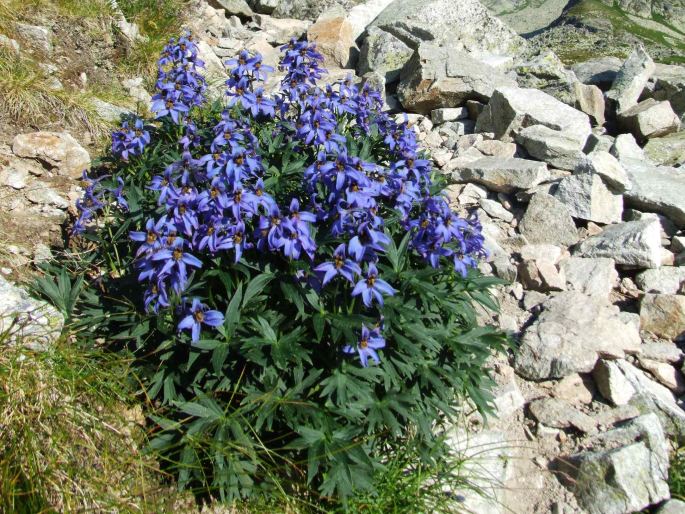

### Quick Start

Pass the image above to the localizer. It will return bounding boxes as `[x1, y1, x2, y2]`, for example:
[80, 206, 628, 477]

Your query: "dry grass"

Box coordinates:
[0, 334, 173, 513]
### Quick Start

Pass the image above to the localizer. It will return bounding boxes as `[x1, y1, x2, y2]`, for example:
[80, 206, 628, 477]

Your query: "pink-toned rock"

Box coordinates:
[12, 132, 90, 178]
[307, 16, 357, 68]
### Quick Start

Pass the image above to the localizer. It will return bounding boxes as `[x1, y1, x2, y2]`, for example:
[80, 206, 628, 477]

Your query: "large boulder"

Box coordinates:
[449, 157, 549, 193]
[576, 218, 663, 269]
[644, 132, 685, 167]
[572, 56, 623, 90]
[370, 0, 525, 58]
[12, 132, 90, 178]
[621, 159, 685, 228]
[618, 98, 681, 142]
[208, 0, 253, 18]
[475, 87, 591, 156]
[640, 294, 685, 340]
[515, 291, 641, 380]
[397, 44, 517, 114]
[636, 267, 685, 294]
[357, 26, 413, 84]
[580, 150, 631, 193]
[553, 172, 623, 224]
[650, 63, 685, 123]
[556, 414, 670, 514]
[606, 46, 655, 114]
[560, 257, 618, 298]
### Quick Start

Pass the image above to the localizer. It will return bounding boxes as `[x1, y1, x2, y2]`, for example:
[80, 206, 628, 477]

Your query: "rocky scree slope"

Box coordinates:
[2, 0, 685, 512]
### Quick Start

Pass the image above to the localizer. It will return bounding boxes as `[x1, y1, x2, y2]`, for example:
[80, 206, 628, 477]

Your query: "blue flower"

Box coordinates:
[178, 298, 225, 342]
[343, 324, 385, 367]
[314, 244, 361, 285]
[351, 263, 395, 307]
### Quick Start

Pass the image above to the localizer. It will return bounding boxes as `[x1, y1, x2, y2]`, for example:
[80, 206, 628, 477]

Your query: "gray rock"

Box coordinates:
[571, 56, 623, 90]
[636, 267, 685, 294]
[0, 275, 63, 351]
[610, 360, 685, 437]
[479, 198, 513, 222]
[574, 82, 605, 126]
[580, 150, 631, 193]
[248, 0, 279, 14]
[491, 379, 525, 419]
[370, 0, 525, 57]
[519, 193, 579, 247]
[621, 158, 685, 228]
[644, 132, 685, 167]
[90, 98, 130, 123]
[594, 359, 637, 406]
[618, 99, 681, 142]
[557, 413, 669, 514]
[431, 107, 468, 124]
[576, 219, 663, 269]
[516, 124, 586, 171]
[611, 133, 645, 162]
[651, 63, 685, 124]
[25, 184, 69, 209]
[476, 87, 591, 153]
[658, 500, 685, 514]
[641, 294, 685, 340]
[637, 358, 685, 394]
[518, 259, 566, 292]
[606, 46, 656, 113]
[515, 291, 641, 380]
[553, 172, 623, 224]
[345, 0, 396, 41]
[474, 139, 516, 158]
[397, 44, 517, 114]
[528, 397, 596, 433]
[519, 244, 563, 264]
[640, 343, 683, 364]
[208, 0, 253, 18]
[307, 13, 358, 69]
[0, 34, 20, 54]
[560, 257, 618, 298]
[357, 26, 413, 84]
[0, 166, 28, 189]
[449, 157, 549, 193]
[15, 23, 52, 54]
[254, 15, 311, 44]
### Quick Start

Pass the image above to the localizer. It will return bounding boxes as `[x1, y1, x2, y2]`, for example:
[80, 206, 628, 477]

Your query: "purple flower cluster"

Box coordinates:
[73, 172, 128, 235]
[111, 119, 150, 161]
[79, 34, 486, 356]
[151, 33, 207, 123]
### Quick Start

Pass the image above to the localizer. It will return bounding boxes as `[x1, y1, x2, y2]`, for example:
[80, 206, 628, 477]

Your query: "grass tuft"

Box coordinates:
[0, 333, 171, 512]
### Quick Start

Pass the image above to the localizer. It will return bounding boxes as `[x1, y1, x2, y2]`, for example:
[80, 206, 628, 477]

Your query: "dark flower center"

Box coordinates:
[194, 309, 204, 322]
[360, 338, 368, 349]
[172, 248, 183, 261]
[146, 231, 157, 244]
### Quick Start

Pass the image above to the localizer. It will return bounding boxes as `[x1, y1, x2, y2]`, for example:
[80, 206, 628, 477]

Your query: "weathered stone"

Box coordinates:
[644, 132, 685, 167]
[519, 244, 563, 264]
[608, 360, 685, 437]
[345, 0, 396, 41]
[574, 82, 605, 126]
[594, 359, 637, 406]
[254, 15, 311, 44]
[651, 62, 685, 123]
[307, 15, 357, 68]
[357, 26, 412, 84]
[640, 342, 683, 364]
[397, 44, 517, 114]
[576, 219, 662, 269]
[640, 294, 685, 340]
[529, 398, 596, 433]
[370, 0, 525, 57]
[248, 0, 279, 14]
[519, 193, 579, 247]
[618, 99, 681, 142]
[476, 87, 591, 155]
[572, 56, 622, 90]
[15, 23, 51, 54]
[12, 132, 90, 178]
[196, 40, 229, 83]
[553, 373, 595, 405]
[90, 98, 130, 123]
[606, 46, 656, 113]
[580, 150, 631, 193]
[431, 107, 468, 124]
[208, 0, 253, 18]
[621, 159, 685, 228]
[516, 124, 586, 171]
[557, 413, 669, 514]
[449, 157, 549, 194]
[637, 358, 685, 394]
[479, 198, 513, 222]
[0, 276, 64, 351]
[0, 166, 28, 189]
[636, 267, 685, 294]
[518, 259, 566, 292]
[515, 291, 641, 380]
[25, 184, 69, 209]
[611, 133, 645, 162]
[658, 499, 685, 514]
[560, 257, 618, 298]
[491, 379, 525, 419]
[554, 172, 623, 224]
[474, 139, 516, 158]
